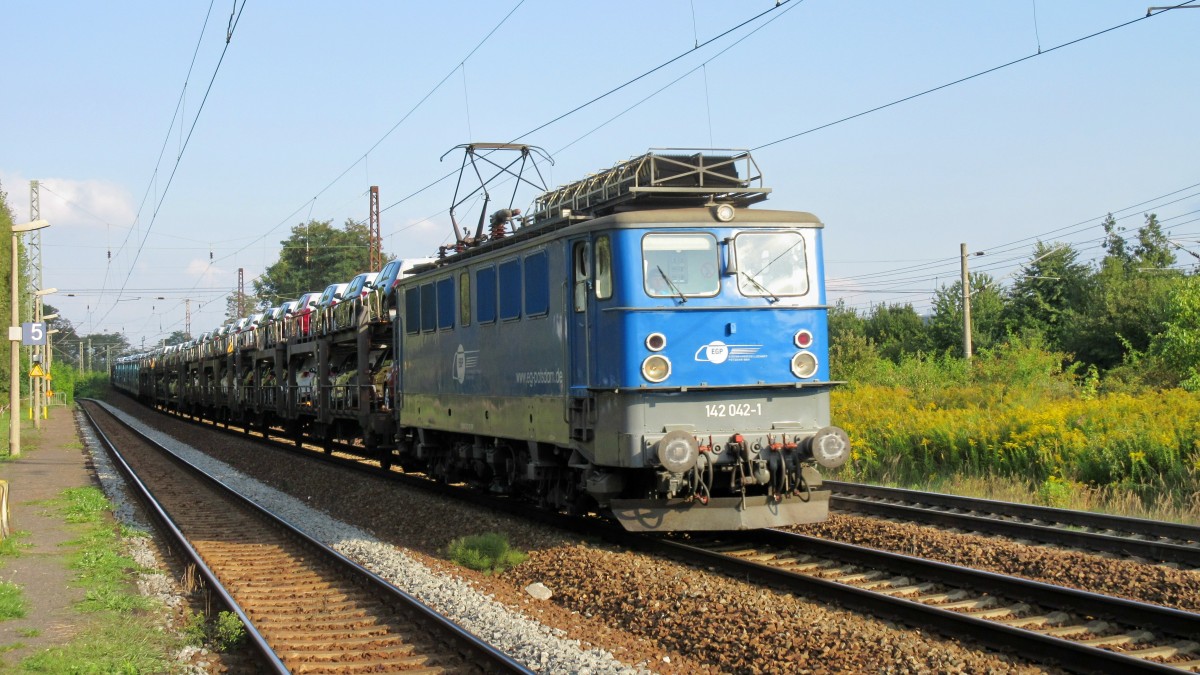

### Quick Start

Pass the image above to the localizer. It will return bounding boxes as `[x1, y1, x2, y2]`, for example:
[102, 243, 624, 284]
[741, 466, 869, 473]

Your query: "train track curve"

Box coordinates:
[79, 400, 530, 675]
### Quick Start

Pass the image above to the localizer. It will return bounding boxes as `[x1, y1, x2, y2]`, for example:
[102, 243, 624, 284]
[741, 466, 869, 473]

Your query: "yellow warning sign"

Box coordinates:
[29, 364, 44, 378]
[46, 390, 54, 398]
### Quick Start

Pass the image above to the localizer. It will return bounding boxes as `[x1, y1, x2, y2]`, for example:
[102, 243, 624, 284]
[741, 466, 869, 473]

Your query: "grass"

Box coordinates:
[447, 533, 528, 574]
[59, 488, 152, 615]
[1, 486, 178, 673]
[18, 617, 179, 673]
[0, 531, 31, 558]
[0, 581, 28, 620]
[182, 609, 245, 653]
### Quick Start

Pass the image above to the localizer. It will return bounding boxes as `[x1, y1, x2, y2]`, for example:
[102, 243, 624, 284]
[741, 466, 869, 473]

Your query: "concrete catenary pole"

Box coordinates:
[961, 243, 972, 360]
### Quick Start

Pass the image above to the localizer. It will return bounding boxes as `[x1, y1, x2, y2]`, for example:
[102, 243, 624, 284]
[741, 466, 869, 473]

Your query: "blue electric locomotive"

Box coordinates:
[390, 148, 849, 530]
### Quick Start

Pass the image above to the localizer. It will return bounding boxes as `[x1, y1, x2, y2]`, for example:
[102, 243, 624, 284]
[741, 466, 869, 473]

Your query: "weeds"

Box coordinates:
[14, 486, 178, 672]
[447, 533, 528, 574]
[0, 531, 30, 558]
[0, 580, 28, 620]
[183, 610, 247, 652]
[832, 348, 1200, 523]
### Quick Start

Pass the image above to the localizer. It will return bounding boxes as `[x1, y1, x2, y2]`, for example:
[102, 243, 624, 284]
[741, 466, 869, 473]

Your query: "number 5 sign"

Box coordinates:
[21, 322, 47, 346]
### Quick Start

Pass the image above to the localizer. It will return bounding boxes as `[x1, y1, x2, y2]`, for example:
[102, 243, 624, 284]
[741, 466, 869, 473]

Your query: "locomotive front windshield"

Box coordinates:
[734, 231, 809, 297]
[642, 233, 720, 297]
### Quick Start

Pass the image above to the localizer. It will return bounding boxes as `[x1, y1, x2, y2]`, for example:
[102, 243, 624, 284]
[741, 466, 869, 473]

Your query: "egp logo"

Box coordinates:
[695, 341, 729, 364]
[453, 345, 467, 383]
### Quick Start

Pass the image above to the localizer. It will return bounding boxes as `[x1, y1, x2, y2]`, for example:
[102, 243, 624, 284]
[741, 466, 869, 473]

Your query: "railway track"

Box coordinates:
[79, 401, 530, 675]
[658, 529, 1200, 673]
[826, 480, 1200, 568]
[123, 401, 1200, 672]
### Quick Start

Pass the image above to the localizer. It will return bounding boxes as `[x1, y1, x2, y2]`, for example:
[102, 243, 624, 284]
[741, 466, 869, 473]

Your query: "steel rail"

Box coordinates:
[826, 480, 1200, 567]
[80, 402, 288, 674]
[121, 399, 1200, 672]
[82, 400, 533, 674]
[653, 529, 1200, 674]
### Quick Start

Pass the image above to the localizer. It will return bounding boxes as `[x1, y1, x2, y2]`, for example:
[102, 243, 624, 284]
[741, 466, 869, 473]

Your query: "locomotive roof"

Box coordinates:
[409, 206, 823, 273]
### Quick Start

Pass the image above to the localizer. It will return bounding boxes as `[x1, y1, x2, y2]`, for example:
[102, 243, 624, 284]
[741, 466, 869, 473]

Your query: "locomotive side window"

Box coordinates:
[499, 259, 521, 321]
[734, 231, 810, 297]
[476, 266, 496, 323]
[458, 271, 470, 327]
[404, 288, 420, 335]
[420, 283, 436, 332]
[595, 236, 612, 300]
[524, 250, 549, 316]
[573, 241, 589, 312]
[436, 277, 455, 330]
[642, 233, 719, 297]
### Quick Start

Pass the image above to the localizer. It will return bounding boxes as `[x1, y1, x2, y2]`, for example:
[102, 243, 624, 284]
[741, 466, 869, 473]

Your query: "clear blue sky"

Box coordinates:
[2, 1, 1197, 348]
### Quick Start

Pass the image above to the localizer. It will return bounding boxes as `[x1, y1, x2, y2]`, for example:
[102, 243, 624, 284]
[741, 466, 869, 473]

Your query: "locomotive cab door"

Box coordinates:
[569, 239, 592, 393]
[568, 238, 599, 443]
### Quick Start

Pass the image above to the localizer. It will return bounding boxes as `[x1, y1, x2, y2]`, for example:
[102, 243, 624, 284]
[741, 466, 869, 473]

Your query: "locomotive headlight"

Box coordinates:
[657, 430, 699, 473]
[642, 355, 671, 382]
[793, 329, 814, 349]
[645, 332, 667, 352]
[713, 203, 736, 222]
[790, 351, 819, 379]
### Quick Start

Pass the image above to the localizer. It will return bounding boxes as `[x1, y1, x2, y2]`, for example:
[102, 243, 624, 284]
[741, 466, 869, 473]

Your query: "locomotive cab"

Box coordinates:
[566, 206, 849, 530]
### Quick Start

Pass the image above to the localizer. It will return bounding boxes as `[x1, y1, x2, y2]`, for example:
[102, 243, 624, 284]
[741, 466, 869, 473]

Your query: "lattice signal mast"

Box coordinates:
[369, 186, 381, 271]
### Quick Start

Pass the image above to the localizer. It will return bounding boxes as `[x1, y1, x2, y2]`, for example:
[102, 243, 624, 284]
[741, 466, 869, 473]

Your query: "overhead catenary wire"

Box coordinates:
[751, 0, 1197, 152]
[90, 3, 1196, 343]
[93, 0, 248, 334]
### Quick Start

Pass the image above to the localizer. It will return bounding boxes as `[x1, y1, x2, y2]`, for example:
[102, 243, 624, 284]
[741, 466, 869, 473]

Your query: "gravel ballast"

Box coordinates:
[92, 401, 640, 674]
[96, 397, 1062, 673]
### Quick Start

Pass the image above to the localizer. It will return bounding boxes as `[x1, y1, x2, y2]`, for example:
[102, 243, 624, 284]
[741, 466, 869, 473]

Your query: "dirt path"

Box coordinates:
[0, 406, 95, 664]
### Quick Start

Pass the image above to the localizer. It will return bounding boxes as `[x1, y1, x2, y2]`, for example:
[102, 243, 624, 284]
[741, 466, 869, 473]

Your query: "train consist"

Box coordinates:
[113, 146, 850, 531]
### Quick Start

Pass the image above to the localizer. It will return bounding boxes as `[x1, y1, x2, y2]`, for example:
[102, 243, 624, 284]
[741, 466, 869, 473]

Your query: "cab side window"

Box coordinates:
[573, 241, 590, 312]
[594, 236, 612, 300]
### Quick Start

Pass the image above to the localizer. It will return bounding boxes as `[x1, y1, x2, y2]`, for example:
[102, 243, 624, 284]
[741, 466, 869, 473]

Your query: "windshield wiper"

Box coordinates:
[656, 265, 687, 304]
[741, 271, 779, 303]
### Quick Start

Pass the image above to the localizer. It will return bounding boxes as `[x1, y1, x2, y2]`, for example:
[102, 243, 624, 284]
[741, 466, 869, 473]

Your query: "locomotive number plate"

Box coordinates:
[705, 403, 763, 418]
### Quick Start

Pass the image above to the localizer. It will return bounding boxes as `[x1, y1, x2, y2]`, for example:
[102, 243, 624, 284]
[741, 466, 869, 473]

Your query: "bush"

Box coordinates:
[447, 533, 527, 574]
[74, 372, 111, 400]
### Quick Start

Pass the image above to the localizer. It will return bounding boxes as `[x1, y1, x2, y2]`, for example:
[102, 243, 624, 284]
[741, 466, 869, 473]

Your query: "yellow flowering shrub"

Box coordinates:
[831, 385, 1200, 503]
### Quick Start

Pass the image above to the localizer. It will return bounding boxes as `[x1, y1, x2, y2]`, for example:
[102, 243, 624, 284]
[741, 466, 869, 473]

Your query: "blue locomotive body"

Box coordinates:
[113, 149, 849, 531]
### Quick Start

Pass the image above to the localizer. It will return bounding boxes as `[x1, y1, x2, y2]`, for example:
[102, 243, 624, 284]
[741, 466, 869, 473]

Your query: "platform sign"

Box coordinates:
[21, 322, 46, 346]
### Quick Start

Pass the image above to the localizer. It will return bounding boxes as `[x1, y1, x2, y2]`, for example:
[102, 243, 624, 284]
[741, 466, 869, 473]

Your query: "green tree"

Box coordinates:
[1003, 242, 1091, 348]
[0, 181, 32, 393]
[1101, 212, 1131, 267]
[1133, 213, 1175, 270]
[1065, 215, 1183, 371]
[222, 291, 270, 323]
[162, 330, 192, 346]
[863, 303, 929, 362]
[253, 218, 387, 304]
[828, 300, 866, 343]
[1150, 275, 1200, 390]
[78, 332, 131, 373]
[43, 303, 81, 370]
[927, 272, 1006, 354]
[827, 301, 882, 381]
